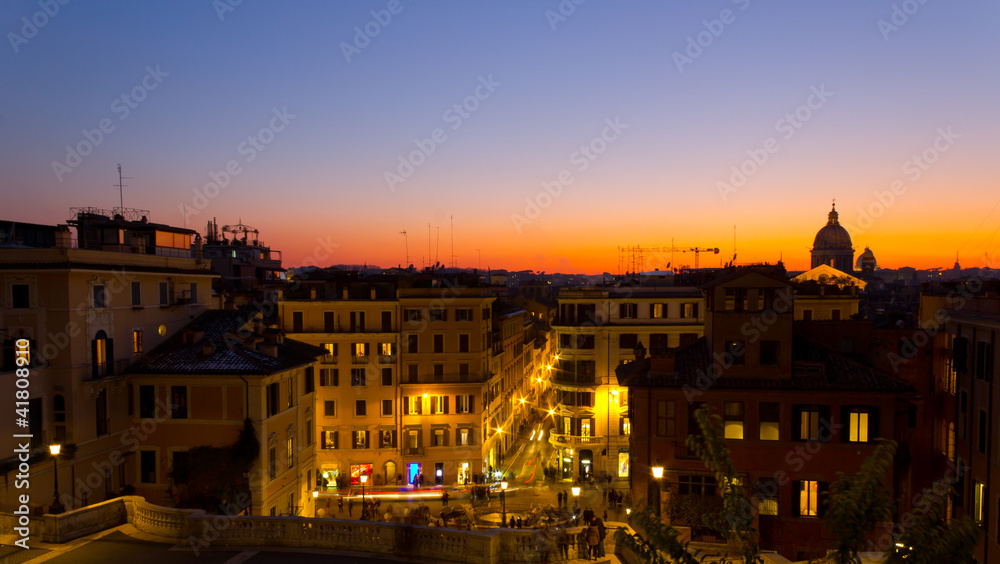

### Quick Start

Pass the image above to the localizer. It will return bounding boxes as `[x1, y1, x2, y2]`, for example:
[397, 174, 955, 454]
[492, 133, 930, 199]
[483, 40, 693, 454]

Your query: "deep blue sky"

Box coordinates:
[2, 1, 998, 272]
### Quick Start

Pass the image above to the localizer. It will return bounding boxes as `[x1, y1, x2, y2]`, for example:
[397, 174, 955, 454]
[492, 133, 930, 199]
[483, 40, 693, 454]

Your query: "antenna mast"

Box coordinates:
[113, 164, 132, 215]
[400, 230, 409, 266]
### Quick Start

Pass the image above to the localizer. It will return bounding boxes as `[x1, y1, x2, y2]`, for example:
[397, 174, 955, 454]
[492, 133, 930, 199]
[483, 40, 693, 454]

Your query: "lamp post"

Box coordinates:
[651, 466, 664, 517]
[312, 490, 318, 518]
[571, 485, 581, 517]
[500, 481, 508, 527]
[49, 444, 64, 514]
[360, 474, 368, 520]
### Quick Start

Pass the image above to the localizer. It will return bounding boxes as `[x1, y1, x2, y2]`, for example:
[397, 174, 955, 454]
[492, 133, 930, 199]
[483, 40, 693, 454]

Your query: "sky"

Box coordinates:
[2, 1, 998, 274]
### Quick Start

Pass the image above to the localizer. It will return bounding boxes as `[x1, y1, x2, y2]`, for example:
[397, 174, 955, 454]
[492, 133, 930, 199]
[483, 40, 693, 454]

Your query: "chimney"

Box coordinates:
[194, 234, 204, 264]
[310, 288, 317, 300]
[203, 340, 215, 356]
[342, 287, 349, 300]
[370, 286, 377, 300]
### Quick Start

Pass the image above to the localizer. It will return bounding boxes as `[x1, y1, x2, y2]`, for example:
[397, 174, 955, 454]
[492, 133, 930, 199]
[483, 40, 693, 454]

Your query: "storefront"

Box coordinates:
[350, 463, 373, 485]
[319, 464, 340, 490]
[458, 462, 470, 485]
[617, 448, 630, 478]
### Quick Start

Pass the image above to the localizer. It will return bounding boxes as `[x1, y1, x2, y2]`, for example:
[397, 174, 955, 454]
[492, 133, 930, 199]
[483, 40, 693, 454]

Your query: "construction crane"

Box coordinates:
[222, 222, 259, 245]
[618, 245, 720, 273]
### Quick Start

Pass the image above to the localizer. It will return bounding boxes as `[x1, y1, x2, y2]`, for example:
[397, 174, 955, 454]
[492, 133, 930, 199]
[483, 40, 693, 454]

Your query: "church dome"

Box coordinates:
[812, 203, 853, 251]
[856, 246, 876, 270]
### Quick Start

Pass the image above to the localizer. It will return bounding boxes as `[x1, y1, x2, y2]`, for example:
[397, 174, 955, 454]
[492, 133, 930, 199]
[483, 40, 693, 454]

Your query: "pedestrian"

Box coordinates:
[556, 491, 563, 508]
[516, 516, 523, 529]
[509, 515, 516, 529]
[442, 491, 449, 506]
[602, 488, 607, 505]
[586, 520, 600, 561]
[348, 497, 354, 517]
[338, 496, 344, 514]
[592, 515, 607, 558]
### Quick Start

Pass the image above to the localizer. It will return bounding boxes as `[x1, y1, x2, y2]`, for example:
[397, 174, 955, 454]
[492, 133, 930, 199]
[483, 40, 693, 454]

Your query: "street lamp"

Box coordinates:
[312, 490, 318, 518]
[651, 467, 664, 517]
[49, 444, 64, 514]
[360, 474, 368, 520]
[571, 485, 581, 517]
[500, 481, 508, 527]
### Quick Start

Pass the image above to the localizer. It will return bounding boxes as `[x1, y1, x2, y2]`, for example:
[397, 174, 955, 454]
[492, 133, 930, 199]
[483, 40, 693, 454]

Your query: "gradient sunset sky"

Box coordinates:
[2, 1, 998, 274]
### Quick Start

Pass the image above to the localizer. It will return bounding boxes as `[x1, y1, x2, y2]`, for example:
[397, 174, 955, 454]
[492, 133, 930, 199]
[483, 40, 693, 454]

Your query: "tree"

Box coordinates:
[615, 505, 705, 564]
[686, 404, 764, 564]
[170, 418, 259, 512]
[884, 480, 980, 564]
[824, 439, 896, 564]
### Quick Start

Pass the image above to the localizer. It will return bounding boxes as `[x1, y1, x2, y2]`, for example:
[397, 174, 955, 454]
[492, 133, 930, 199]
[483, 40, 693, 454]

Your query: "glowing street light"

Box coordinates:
[651, 466, 664, 479]
[500, 481, 508, 526]
[49, 443, 64, 514]
[360, 474, 368, 520]
[651, 466, 665, 517]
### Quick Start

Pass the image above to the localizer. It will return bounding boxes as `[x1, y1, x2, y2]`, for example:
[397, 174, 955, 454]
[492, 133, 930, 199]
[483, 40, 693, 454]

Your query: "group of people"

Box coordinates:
[602, 487, 625, 509]
[533, 514, 607, 563]
[335, 495, 381, 520]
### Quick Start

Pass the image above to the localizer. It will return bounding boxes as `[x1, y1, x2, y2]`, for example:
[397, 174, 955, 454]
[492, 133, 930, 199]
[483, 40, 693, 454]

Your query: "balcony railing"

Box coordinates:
[352, 355, 368, 365]
[378, 354, 396, 364]
[549, 432, 596, 445]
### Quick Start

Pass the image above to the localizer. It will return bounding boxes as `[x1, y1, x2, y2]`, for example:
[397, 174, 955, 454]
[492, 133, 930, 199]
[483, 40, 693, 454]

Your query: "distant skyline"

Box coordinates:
[3, 1, 999, 274]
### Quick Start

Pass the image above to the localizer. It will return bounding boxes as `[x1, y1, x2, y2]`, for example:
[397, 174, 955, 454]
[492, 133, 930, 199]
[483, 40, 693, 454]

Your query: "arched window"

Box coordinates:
[92, 330, 114, 378]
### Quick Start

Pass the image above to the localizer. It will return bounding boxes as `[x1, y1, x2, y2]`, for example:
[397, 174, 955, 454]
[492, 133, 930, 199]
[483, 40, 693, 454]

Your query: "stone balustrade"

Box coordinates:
[2, 496, 630, 564]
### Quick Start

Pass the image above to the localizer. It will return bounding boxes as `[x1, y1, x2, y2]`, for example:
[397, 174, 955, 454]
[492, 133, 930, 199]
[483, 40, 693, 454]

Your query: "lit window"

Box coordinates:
[798, 481, 819, 516]
[724, 402, 744, 439]
[132, 330, 143, 355]
[759, 402, 780, 441]
[973, 481, 985, 523]
[849, 408, 870, 443]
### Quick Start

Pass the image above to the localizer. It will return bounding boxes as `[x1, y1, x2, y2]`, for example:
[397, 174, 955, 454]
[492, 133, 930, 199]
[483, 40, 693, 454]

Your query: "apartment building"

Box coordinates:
[0, 209, 215, 513]
[552, 285, 705, 481]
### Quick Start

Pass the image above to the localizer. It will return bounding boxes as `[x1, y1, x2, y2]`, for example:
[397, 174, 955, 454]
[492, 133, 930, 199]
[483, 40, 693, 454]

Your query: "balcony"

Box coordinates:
[405, 447, 424, 456]
[548, 432, 597, 446]
[378, 354, 396, 364]
[352, 355, 368, 365]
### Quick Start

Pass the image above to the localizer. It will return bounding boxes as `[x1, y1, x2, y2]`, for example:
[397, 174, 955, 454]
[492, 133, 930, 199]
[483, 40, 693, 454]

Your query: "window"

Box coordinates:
[434, 334, 444, 353]
[351, 368, 366, 386]
[320, 368, 338, 386]
[286, 378, 294, 408]
[794, 405, 830, 441]
[959, 390, 968, 440]
[352, 342, 369, 361]
[91, 330, 113, 378]
[380, 430, 397, 448]
[324, 400, 336, 417]
[11, 284, 29, 308]
[456, 308, 472, 321]
[405, 308, 422, 322]
[724, 402, 744, 439]
[407, 364, 418, 383]
[846, 407, 876, 443]
[973, 482, 985, 524]
[577, 391, 594, 407]
[976, 342, 993, 382]
[657, 400, 676, 437]
[725, 340, 745, 365]
[304, 367, 314, 394]
[457, 428, 472, 446]
[93, 285, 107, 308]
[292, 311, 303, 332]
[759, 402, 780, 441]
[619, 333, 638, 349]
[381, 367, 392, 386]
[189, 282, 198, 304]
[353, 430, 369, 449]
[619, 303, 637, 319]
[651, 303, 665, 318]
[382, 399, 393, 416]
[324, 311, 335, 332]
[139, 385, 155, 418]
[95, 388, 109, 435]
[459, 363, 469, 380]
[321, 343, 337, 363]
[802, 309, 813, 321]
[760, 341, 779, 366]
[131, 282, 141, 306]
[355, 399, 366, 417]
[350, 311, 365, 332]
[430, 308, 446, 322]
[140, 450, 156, 483]
[831, 309, 841, 321]
[459, 334, 470, 353]
[407, 334, 418, 354]
[954, 336, 969, 373]
[620, 416, 631, 435]
[757, 480, 779, 516]
[434, 364, 444, 380]
[286, 437, 294, 469]
[681, 302, 698, 319]
[171, 386, 187, 419]
[304, 419, 312, 445]
[456, 394, 474, 414]
[430, 395, 449, 415]
[678, 475, 716, 496]
[269, 447, 277, 479]
[159, 282, 169, 305]
[433, 429, 446, 447]
[321, 430, 339, 449]
[404, 396, 423, 415]
[132, 329, 143, 355]
[798, 480, 820, 517]
[381, 311, 392, 332]
[266, 382, 280, 417]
